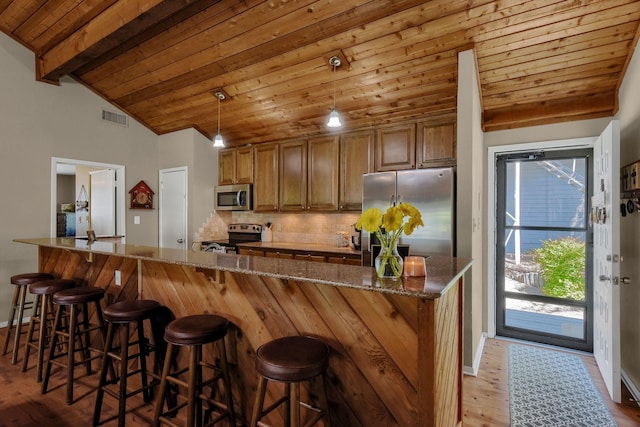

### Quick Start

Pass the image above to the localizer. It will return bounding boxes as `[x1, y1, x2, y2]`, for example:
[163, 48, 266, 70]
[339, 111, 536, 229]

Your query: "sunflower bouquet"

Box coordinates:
[356, 203, 424, 278]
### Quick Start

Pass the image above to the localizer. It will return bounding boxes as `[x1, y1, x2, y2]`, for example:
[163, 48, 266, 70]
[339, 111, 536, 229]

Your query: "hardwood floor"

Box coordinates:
[1, 330, 639, 426]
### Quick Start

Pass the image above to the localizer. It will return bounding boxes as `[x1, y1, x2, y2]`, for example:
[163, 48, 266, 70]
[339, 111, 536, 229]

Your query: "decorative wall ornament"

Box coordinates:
[129, 180, 154, 209]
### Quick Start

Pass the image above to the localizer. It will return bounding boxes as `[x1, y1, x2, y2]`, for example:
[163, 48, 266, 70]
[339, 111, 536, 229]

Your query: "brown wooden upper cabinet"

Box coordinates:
[253, 143, 279, 212]
[218, 147, 253, 185]
[339, 130, 374, 211]
[375, 124, 416, 171]
[308, 135, 339, 211]
[417, 122, 456, 168]
[279, 137, 339, 212]
[279, 140, 308, 211]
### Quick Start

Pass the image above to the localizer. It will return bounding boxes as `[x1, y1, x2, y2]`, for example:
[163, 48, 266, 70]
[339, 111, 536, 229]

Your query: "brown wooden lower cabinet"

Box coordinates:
[264, 250, 294, 259]
[239, 246, 361, 265]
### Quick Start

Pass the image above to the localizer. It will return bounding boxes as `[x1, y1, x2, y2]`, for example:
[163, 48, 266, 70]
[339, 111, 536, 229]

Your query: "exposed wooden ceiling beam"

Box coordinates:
[36, 0, 221, 83]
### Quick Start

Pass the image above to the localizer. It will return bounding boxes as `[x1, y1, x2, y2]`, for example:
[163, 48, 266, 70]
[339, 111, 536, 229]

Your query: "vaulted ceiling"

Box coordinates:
[1, 1, 639, 147]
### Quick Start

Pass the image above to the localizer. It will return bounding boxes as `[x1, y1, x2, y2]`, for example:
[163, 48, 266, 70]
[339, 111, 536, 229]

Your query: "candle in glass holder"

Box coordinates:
[402, 256, 426, 277]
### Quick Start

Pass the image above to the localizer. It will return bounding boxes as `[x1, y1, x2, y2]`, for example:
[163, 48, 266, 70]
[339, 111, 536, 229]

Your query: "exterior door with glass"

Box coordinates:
[496, 148, 593, 352]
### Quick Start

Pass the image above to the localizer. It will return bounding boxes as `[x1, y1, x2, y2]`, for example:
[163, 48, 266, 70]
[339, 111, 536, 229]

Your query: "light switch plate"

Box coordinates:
[134, 216, 140, 225]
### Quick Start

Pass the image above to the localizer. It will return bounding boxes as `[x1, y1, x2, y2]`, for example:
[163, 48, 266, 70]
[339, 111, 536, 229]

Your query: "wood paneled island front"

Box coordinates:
[15, 237, 471, 427]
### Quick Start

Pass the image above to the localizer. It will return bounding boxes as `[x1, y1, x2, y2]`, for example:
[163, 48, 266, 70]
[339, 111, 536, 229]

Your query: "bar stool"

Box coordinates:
[42, 286, 107, 405]
[152, 314, 236, 427]
[2, 272, 55, 364]
[93, 299, 161, 427]
[21, 278, 76, 382]
[250, 336, 331, 427]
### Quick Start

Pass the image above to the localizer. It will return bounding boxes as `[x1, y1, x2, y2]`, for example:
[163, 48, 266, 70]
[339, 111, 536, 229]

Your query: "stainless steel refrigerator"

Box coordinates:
[361, 168, 455, 265]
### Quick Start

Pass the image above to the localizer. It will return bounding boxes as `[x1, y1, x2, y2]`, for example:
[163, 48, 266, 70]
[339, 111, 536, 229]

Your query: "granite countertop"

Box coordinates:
[237, 241, 361, 256]
[14, 237, 472, 300]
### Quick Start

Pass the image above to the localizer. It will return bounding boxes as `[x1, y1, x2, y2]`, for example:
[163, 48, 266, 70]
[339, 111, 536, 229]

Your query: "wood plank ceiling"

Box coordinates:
[1, 0, 639, 147]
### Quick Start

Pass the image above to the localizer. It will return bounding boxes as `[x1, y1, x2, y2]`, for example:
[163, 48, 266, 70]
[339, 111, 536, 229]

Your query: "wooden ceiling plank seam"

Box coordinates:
[37, 0, 212, 82]
[473, 8, 640, 58]
[144, 77, 459, 133]
[482, 61, 623, 95]
[82, 0, 323, 90]
[148, 80, 459, 136]
[109, 0, 457, 107]
[100, 0, 462, 101]
[148, 82, 458, 134]
[70, 0, 226, 77]
[0, 0, 13, 15]
[479, 46, 629, 85]
[33, 0, 118, 55]
[125, 54, 459, 121]
[470, 0, 633, 44]
[476, 22, 639, 70]
[0, 0, 45, 40]
[614, 15, 640, 113]
[110, 14, 464, 110]
[483, 77, 620, 110]
[77, 0, 261, 82]
[14, 0, 81, 47]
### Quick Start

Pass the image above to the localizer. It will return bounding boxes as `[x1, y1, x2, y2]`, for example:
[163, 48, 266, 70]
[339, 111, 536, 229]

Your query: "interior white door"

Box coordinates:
[89, 169, 116, 237]
[159, 167, 187, 249]
[592, 120, 621, 402]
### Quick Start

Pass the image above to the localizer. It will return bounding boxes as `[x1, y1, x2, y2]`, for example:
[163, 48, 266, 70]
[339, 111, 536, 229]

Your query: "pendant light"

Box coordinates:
[213, 91, 225, 147]
[326, 56, 342, 128]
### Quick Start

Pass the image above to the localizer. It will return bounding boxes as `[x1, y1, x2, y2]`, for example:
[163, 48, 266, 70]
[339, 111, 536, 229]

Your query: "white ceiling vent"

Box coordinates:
[101, 109, 129, 127]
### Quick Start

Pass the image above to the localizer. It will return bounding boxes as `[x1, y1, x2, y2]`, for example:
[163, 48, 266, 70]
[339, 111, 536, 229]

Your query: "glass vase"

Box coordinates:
[375, 237, 403, 279]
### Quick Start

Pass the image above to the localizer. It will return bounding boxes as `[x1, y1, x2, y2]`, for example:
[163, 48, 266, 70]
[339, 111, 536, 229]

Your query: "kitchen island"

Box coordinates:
[15, 237, 471, 427]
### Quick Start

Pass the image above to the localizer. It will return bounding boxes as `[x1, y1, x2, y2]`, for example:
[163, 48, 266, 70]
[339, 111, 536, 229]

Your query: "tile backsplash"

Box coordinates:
[195, 210, 360, 246]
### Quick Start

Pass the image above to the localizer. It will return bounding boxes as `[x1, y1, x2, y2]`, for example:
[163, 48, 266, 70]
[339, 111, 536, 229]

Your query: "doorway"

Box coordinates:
[50, 157, 126, 239]
[495, 148, 593, 352]
[159, 167, 187, 249]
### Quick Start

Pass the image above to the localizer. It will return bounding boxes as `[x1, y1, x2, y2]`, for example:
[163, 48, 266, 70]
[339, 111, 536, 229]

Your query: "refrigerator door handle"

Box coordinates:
[390, 195, 395, 206]
[396, 194, 402, 205]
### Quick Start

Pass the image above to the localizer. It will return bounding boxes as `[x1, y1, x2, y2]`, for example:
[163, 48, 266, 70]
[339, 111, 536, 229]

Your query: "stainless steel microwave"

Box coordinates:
[214, 184, 252, 211]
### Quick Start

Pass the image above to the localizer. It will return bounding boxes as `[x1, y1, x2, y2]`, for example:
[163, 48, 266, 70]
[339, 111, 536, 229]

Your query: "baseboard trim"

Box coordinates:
[464, 332, 487, 376]
[622, 369, 640, 407]
[0, 317, 31, 329]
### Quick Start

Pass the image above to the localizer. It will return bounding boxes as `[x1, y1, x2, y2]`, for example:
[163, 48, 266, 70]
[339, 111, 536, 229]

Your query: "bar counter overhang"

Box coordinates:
[15, 237, 472, 427]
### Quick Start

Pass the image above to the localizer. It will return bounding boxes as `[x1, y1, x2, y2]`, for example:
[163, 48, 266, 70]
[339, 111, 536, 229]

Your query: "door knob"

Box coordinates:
[177, 238, 184, 244]
[620, 277, 631, 284]
[599, 275, 610, 282]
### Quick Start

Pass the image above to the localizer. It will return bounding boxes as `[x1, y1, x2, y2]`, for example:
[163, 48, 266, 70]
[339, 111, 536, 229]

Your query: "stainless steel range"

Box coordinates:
[200, 223, 262, 254]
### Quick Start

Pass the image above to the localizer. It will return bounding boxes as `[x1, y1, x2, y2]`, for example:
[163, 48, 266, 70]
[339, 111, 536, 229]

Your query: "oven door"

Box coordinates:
[214, 184, 252, 211]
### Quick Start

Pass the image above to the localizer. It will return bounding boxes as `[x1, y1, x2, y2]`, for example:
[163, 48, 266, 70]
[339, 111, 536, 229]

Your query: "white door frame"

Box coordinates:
[50, 157, 126, 239]
[486, 137, 596, 338]
[158, 166, 188, 249]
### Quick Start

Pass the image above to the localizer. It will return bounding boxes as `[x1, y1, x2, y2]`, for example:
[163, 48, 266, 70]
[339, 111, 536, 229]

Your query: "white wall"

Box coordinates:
[158, 129, 218, 247]
[0, 32, 159, 324]
[615, 39, 640, 395]
[457, 50, 485, 371]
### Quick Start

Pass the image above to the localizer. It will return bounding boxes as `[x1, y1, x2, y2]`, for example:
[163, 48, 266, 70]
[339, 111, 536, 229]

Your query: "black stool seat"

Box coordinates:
[250, 336, 332, 427]
[256, 336, 330, 382]
[164, 314, 228, 345]
[53, 287, 105, 305]
[11, 273, 54, 286]
[29, 279, 75, 295]
[103, 299, 160, 323]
